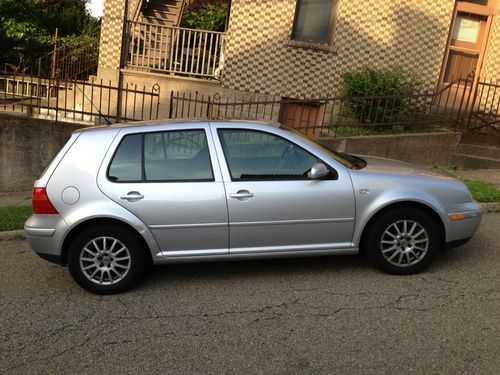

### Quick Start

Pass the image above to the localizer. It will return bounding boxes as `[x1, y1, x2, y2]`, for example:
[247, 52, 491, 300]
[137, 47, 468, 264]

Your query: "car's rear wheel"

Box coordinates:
[365, 207, 440, 275]
[67, 225, 146, 294]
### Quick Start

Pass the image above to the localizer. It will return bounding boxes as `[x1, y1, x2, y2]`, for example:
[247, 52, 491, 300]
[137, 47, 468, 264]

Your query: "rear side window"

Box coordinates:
[144, 130, 213, 181]
[108, 130, 213, 182]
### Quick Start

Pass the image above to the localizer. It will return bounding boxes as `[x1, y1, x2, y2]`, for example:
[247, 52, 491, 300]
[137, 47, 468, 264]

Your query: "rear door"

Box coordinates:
[97, 122, 229, 256]
[211, 123, 356, 255]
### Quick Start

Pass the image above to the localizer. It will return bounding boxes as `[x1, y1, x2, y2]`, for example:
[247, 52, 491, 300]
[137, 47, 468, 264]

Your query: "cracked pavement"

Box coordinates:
[1, 214, 499, 374]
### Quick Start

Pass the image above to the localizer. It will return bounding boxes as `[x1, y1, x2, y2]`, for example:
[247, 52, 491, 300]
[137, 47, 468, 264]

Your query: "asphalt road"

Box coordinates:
[1, 215, 499, 374]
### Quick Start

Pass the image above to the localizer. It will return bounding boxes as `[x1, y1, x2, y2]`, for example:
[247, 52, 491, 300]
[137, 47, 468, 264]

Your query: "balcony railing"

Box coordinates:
[125, 21, 226, 80]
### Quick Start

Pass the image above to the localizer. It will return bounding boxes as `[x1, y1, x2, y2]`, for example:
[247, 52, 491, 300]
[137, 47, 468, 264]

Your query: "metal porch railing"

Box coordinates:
[125, 20, 226, 80]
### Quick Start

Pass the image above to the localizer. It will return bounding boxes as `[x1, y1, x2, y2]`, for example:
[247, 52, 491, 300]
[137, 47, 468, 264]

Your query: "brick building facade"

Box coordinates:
[97, 0, 500, 99]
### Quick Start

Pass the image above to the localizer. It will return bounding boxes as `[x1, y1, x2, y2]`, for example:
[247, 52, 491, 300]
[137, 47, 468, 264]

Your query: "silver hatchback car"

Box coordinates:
[25, 120, 482, 294]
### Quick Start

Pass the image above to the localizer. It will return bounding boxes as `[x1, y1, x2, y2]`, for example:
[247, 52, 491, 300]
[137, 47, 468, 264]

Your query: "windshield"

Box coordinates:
[282, 127, 360, 169]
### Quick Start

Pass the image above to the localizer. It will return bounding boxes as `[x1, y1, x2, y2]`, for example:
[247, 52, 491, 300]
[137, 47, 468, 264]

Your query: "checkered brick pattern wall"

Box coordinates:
[484, 16, 500, 82]
[98, 0, 128, 71]
[222, 0, 455, 98]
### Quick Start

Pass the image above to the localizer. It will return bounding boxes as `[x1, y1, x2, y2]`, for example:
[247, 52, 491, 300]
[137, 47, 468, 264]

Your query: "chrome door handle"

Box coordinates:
[120, 191, 144, 201]
[230, 191, 254, 199]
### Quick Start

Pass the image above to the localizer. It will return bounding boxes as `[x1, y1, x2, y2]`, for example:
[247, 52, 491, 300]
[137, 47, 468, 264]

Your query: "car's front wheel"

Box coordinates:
[365, 207, 440, 275]
[67, 225, 146, 294]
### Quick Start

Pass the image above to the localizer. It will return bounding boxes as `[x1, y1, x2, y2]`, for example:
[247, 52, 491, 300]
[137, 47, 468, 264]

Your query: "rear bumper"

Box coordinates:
[439, 202, 482, 243]
[24, 214, 68, 265]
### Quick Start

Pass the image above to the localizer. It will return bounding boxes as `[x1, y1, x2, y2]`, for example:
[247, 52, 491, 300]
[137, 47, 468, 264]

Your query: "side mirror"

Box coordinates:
[308, 163, 330, 180]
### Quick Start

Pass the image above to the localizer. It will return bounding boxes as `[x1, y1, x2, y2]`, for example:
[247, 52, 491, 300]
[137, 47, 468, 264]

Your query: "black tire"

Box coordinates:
[67, 225, 146, 294]
[364, 207, 440, 275]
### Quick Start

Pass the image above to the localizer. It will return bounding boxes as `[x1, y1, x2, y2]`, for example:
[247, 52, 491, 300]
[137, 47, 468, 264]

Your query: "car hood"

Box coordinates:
[356, 155, 457, 181]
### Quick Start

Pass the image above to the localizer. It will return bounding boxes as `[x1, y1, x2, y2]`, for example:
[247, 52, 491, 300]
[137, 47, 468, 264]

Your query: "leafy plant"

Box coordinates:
[340, 66, 421, 124]
[180, 0, 228, 31]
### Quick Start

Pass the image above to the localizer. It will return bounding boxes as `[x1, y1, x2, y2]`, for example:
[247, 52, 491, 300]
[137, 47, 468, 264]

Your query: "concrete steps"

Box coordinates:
[451, 143, 500, 169]
[457, 143, 500, 159]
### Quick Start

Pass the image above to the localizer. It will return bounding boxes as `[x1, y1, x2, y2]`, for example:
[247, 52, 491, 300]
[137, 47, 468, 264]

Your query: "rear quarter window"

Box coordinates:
[108, 134, 142, 182]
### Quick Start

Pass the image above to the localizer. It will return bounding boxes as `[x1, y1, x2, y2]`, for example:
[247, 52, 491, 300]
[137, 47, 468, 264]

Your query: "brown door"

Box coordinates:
[280, 101, 325, 138]
[439, 1, 496, 109]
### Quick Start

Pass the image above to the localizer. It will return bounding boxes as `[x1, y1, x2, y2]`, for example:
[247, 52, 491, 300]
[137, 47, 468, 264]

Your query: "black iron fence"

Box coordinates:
[467, 79, 500, 136]
[1, 70, 498, 139]
[0, 72, 161, 124]
[169, 76, 499, 139]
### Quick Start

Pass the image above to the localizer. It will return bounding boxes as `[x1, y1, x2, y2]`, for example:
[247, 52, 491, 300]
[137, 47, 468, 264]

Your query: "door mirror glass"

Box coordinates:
[308, 163, 330, 180]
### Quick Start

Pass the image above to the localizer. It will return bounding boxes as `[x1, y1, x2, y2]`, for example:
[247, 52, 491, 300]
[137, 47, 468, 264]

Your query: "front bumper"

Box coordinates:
[439, 201, 482, 245]
[24, 214, 68, 265]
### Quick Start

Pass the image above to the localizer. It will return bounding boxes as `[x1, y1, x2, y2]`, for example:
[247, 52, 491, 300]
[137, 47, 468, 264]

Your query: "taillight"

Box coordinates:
[32, 188, 59, 214]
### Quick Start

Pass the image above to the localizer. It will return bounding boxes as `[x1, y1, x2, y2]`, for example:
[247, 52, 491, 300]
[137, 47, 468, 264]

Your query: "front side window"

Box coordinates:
[218, 129, 320, 181]
[292, 0, 337, 44]
[108, 129, 213, 182]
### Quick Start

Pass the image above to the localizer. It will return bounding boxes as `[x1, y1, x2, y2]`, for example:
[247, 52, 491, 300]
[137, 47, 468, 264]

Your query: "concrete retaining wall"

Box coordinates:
[0, 113, 84, 192]
[319, 132, 462, 166]
[0, 113, 462, 192]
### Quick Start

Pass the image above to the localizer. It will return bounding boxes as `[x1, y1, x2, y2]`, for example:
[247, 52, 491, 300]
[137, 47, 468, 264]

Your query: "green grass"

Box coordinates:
[430, 167, 500, 204]
[0, 206, 32, 231]
[463, 179, 500, 203]
[331, 125, 448, 137]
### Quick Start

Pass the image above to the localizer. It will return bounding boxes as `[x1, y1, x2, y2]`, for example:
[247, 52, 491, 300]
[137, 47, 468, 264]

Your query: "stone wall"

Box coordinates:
[0, 113, 84, 192]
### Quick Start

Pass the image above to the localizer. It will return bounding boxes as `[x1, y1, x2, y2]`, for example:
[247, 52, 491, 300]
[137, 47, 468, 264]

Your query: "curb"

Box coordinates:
[0, 230, 24, 241]
[481, 202, 500, 213]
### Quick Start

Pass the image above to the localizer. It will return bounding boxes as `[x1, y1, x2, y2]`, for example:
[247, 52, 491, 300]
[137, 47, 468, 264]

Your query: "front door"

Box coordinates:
[212, 125, 356, 254]
[98, 124, 228, 256]
[439, 0, 496, 109]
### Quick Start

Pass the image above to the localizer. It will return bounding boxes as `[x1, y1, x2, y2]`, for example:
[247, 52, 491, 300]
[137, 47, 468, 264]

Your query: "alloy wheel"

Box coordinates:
[380, 220, 429, 267]
[79, 236, 132, 285]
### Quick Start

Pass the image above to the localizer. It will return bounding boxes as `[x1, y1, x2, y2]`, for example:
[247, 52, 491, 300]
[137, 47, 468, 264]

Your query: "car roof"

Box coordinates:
[75, 119, 282, 133]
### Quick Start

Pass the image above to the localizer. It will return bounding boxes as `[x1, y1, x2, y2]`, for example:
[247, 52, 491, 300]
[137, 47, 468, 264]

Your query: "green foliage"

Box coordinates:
[0, 0, 97, 71]
[340, 66, 421, 124]
[181, 0, 228, 31]
[463, 179, 500, 203]
[0, 205, 32, 231]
